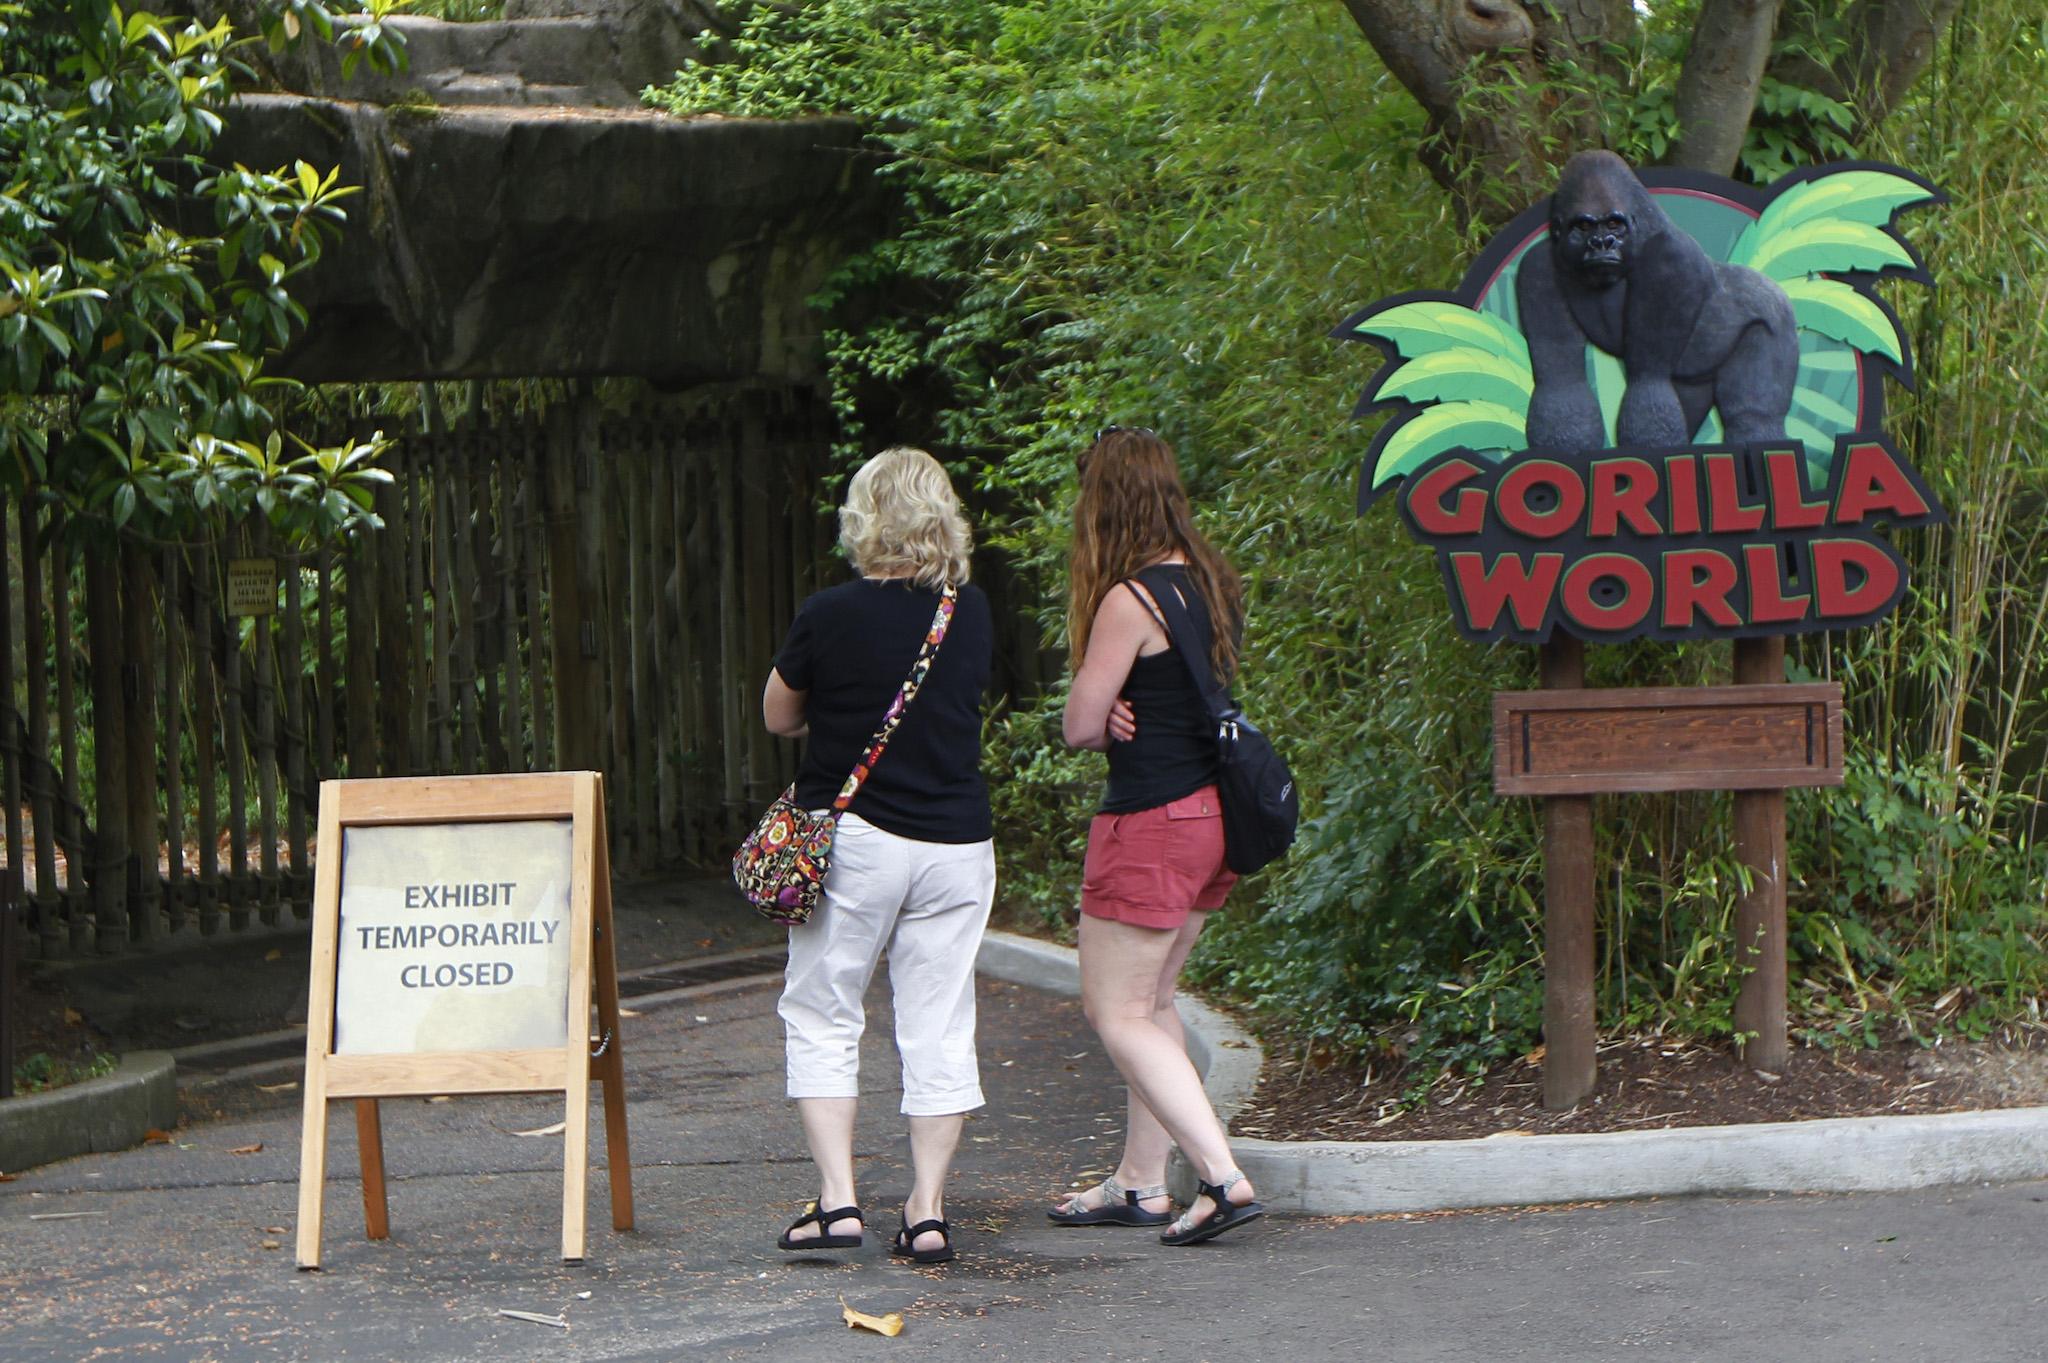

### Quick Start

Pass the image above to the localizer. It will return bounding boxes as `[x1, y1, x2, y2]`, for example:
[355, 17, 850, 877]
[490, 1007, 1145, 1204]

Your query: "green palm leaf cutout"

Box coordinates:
[1792, 386, 1859, 430]
[1796, 347, 1860, 374]
[1374, 346, 1533, 410]
[1732, 170, 1939, 267]
[1781, 278, 1904, 364]
[1349, 300, 1529, 363]
[1742, 219, 1917, 281]
[1370, 400, 1527, 490]
[1787, 416, 1836, 479]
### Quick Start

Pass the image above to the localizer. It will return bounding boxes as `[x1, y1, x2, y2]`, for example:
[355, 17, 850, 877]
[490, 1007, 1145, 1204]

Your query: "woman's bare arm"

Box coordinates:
[1063, 587, 1161, 750]
[763, 669, 809, 738]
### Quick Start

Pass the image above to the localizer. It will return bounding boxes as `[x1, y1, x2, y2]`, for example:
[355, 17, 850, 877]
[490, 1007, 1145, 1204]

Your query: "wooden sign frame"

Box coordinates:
[1493, 682, 1844, 796]
[295, 771, 633, 1269]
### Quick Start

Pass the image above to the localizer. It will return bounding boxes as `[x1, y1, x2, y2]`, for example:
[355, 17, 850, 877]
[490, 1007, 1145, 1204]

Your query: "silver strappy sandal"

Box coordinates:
[1047, 1175, 1173, 1227]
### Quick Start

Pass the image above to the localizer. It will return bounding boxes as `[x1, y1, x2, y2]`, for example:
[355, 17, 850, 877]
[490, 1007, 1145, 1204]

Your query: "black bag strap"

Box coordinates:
[1130, 565, 1236, 726]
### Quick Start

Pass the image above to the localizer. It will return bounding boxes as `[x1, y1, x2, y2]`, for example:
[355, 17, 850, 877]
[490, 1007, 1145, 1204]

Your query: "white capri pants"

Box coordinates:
[778, 813, 997, 1116]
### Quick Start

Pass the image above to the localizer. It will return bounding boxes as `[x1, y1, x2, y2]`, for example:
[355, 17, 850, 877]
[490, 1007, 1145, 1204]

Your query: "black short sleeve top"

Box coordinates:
[774, 577, 993, 843]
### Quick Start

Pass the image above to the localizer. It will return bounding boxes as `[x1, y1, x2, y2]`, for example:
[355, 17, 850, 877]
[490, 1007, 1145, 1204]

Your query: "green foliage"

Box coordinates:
[651, 0, 2048, 1084]
[0, 0, 402, 548]
[11, 1048, 117, 1094]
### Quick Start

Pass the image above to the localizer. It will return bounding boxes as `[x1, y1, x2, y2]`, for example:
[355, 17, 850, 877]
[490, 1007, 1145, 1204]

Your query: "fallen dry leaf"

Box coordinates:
[255, 1081, 298, 1094]
[63, 1008, 82, 1026]
[262, 1226, 287, 1234]
[265, 948, 283, 961]
[841, 1298, 905, 1338]
[618, 1008, 641, 1018]
[260, 1240, 282, 1251]
[498, 1309, 568, 1329]
[513, 1122, 566, 1138]
[427, 1095, 453, 1104]
[143, 1130, 173, 1145]
[229, 1143, 264, 1156]
[0, 1172, 17, 1183]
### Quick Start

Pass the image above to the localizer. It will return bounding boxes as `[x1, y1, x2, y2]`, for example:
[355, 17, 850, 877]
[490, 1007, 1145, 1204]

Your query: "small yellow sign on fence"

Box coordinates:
[225, 558, 277, 616]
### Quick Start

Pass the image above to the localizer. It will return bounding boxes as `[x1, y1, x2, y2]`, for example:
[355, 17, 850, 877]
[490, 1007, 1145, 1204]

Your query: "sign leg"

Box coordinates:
[355, 1099, 391, 1241]
[592, 849, 635, 1232]
[1733, 637, 1790, 1073]
[1540, 637, 1598, 1110]
[295, 1093, 328, 1270]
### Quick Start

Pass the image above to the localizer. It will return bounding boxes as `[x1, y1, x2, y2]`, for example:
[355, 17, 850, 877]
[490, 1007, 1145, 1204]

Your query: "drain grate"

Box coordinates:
[619, 947, 787, 999]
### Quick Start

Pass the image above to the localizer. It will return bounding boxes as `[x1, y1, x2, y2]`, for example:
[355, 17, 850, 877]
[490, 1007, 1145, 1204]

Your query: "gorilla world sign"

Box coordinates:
[1337, 153, 1946, 644]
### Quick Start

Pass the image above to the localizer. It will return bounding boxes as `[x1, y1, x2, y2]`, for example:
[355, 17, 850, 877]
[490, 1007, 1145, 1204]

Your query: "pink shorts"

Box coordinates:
[1080, 785, 1238, 931]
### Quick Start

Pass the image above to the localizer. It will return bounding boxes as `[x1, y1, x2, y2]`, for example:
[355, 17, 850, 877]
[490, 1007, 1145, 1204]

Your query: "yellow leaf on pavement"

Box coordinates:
[840, 1298, 904, 1338]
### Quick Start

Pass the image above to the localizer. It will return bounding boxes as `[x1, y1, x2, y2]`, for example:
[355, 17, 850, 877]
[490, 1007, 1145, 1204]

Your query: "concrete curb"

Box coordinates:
[974, 930, 2048, 1214]
[0, 1052, 179, 1173]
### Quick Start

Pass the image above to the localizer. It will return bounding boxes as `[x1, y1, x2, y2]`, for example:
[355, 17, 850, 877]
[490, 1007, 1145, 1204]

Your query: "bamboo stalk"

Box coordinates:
[316, 546, 335, 783]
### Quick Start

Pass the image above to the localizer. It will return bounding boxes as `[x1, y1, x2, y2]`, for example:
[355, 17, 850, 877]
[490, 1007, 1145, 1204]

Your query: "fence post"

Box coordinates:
[1, 865, 17, 1099]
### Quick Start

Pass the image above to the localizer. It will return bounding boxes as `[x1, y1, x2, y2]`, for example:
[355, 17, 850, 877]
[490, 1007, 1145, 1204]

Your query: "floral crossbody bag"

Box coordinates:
[732, 584, 958, 925]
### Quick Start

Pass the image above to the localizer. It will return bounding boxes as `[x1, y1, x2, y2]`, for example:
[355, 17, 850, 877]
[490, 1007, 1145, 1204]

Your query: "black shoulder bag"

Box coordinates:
[1132, 566, 1299, 876]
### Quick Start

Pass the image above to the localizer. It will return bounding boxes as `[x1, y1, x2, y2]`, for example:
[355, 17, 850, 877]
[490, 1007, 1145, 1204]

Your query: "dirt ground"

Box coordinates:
[1235, 1025, 2048, 1142]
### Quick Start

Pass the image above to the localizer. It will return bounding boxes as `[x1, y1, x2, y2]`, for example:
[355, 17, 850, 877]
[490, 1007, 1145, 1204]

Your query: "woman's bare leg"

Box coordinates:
[1076, 913, 1254, 1220]
[904, 1113, 963, 1252]
[784, 1097, 863, 1242]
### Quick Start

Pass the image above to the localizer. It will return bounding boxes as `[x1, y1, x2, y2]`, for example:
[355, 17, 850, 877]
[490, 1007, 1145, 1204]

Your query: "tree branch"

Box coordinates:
[1770, 0, 1963, 137]
[1670, 0, 1785, 174]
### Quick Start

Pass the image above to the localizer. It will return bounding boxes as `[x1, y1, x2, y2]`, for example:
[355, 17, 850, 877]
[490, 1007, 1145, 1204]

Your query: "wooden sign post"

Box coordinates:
[295, 771, 633, 1268]
[1494, 672, 1844, 1106]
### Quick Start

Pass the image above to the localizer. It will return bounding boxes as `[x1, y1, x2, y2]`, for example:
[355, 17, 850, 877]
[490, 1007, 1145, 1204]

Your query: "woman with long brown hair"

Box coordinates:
[1048, 426, 1264, 1245]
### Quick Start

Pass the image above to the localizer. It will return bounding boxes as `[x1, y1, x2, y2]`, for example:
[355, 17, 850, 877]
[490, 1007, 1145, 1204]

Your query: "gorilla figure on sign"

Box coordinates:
[1516, 150, 1799, 456]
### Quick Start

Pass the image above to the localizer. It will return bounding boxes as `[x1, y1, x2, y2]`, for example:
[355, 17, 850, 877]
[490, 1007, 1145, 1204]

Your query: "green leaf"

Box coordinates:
[1736, 171, 1939, 268]
[1370, 400, 1527, 490]
[1349, 301, 1529, 364]
[1742, 219, 1918, 281]
[1374, 346, 1533, 410]
[1792, 385, 1859, 430]
[1782, 278, 1904, 364]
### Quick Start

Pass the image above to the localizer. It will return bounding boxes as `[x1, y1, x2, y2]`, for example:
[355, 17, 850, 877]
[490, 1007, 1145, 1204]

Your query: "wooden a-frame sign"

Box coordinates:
[295, 771, 633, 1268]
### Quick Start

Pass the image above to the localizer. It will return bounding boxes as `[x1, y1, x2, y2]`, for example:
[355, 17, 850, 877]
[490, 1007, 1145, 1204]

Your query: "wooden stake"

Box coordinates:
[1733, 634, 1790, 1073]
[355, 1099, 390, 1240]
[1540, 634, 1598, 1110]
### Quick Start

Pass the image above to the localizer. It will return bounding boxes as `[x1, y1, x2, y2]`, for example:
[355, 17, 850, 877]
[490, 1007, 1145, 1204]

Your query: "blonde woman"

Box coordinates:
[762, 447, 995, 1266]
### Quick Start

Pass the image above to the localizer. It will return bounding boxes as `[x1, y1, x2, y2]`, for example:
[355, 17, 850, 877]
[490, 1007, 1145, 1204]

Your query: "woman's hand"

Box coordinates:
[1106, 697, 1137, 745]
[762, 669, 809, 738]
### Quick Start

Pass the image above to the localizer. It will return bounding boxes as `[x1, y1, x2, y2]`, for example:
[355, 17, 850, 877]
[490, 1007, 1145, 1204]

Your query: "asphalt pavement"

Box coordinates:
[5, 881, 2047, 1362]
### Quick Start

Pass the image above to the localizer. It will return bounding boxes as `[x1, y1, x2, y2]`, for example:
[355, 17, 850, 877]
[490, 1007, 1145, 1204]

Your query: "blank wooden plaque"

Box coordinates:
[1493, 683, 1845, 796]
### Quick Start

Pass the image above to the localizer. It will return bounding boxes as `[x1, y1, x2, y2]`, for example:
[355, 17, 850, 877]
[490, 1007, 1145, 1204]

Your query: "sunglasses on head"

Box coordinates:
[1094, 424, 1156, 442]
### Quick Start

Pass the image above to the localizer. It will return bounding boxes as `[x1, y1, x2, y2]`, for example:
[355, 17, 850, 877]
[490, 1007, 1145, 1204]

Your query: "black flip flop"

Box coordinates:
[777, 1202, 864, 1251]
[890, 1216, 955, 1264]
[1159, 1177, 1264, 1246]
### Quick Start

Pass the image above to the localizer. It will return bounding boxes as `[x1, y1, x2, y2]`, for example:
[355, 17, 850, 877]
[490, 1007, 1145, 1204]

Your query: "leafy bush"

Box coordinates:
[651, 1, 2048, 1082]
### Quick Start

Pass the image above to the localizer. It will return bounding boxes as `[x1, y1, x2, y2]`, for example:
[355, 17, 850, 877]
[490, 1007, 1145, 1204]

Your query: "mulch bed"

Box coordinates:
[1233, 1029, 2045, 1144]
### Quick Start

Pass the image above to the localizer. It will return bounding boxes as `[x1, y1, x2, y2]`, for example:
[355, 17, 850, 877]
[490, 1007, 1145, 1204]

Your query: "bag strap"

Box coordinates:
[830, 583, 959, 815]
[1130, 565, 1236, 725]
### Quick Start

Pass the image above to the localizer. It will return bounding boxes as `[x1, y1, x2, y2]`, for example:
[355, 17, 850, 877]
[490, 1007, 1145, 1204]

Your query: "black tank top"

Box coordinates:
[1100, 565, 1221, 814]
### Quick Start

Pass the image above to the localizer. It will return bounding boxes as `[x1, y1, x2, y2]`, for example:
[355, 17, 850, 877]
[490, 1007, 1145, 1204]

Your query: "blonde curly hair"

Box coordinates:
[838, 446, 973, 588]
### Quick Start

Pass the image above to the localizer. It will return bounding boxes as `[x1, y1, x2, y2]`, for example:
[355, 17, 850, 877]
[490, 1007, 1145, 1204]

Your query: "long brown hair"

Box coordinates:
[1067, 428, 1243, 678]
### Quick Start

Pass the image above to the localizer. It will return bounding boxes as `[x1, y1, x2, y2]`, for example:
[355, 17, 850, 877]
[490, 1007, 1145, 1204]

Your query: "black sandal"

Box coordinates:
[890, 1216, 955, 1265]
[777, 1201, 864, 1251]
[1158, 1172, 1263, 1246]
